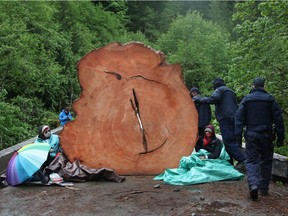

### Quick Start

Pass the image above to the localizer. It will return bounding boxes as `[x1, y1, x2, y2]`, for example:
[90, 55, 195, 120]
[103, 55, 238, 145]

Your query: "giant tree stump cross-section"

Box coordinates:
[60, 42, 198, 175]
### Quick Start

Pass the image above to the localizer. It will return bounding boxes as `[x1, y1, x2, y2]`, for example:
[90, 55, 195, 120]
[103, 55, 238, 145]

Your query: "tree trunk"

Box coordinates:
[59, 42, 198, 175]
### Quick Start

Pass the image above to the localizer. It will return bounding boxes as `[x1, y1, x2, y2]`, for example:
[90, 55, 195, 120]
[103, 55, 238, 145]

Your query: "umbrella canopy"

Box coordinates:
[6, 143, 50, 186]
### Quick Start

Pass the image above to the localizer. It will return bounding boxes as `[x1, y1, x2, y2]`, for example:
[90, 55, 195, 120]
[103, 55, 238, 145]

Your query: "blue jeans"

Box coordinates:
[219, 117, 246, 162]
[245, 131, 273, 191]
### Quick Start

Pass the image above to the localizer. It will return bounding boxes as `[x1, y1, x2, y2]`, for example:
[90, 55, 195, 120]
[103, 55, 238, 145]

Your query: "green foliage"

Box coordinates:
[11, 96, 58, 128]
[0, 0, 287, 150]
[0, 91, 59, 150]
[0, 90, 32, 150]
[117, 31, 155, 48]
[228, 0, 288, 143]
[0, 2, 69, 110]
[125, 1, 236, 42]
[0, 1, 129, 149]
[274, 145, 288, 157]
[126, 1, 176, 42]
[207, 1, 236, 33]
[157, 11, 230, 93]
[229, 1, 288, 99]
[0, 1, 129, 112]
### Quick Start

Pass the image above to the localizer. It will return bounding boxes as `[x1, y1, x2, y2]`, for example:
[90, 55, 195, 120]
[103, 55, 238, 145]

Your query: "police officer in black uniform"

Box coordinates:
[194, 78, 246, 167]
[235, 77, 285, 201]
[190, 87, 211, 137]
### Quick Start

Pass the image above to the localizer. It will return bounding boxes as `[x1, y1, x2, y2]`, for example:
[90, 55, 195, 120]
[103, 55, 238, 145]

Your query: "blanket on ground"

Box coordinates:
[154, 147, 244, 185]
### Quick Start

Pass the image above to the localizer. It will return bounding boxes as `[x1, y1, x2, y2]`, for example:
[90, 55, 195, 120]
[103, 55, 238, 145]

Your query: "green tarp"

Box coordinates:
[154, 146, 244, 185]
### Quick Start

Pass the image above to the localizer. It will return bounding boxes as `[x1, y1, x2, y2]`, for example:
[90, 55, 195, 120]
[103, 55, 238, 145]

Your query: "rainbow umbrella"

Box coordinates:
[6, 143, 50, 186]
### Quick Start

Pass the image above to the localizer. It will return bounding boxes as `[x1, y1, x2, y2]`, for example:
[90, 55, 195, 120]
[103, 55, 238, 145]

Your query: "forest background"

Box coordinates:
[0, 0, 287, 154]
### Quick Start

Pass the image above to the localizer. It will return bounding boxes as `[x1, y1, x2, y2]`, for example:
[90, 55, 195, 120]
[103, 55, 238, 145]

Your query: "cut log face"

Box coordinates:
[59, 42, 198, 175]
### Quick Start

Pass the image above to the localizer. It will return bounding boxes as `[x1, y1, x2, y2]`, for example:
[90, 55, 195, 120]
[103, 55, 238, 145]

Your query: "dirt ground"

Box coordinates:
[0, 175, 288, 216]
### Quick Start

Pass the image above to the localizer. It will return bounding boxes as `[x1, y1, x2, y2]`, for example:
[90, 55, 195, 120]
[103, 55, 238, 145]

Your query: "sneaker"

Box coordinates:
[250, 185, 258, 201]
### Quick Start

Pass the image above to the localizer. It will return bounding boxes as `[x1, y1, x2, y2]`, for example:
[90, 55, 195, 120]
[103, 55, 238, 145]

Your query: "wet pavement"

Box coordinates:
[1, 175, 288, 216]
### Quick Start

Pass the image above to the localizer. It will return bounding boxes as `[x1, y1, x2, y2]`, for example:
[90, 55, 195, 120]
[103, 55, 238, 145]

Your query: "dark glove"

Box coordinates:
[66, 117, 70, 120]
[236, 136, 242, 148]
[276, 139, 284, 147]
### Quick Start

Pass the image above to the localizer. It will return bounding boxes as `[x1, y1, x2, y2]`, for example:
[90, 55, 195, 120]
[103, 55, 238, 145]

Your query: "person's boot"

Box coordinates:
[37, 170, 49, 184]
[250, 185, 258, 201]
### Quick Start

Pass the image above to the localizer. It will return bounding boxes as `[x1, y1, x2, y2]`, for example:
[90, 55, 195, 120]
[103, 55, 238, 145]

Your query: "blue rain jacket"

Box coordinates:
[34, 134, 60, 158]
[59, 110, 73, 126]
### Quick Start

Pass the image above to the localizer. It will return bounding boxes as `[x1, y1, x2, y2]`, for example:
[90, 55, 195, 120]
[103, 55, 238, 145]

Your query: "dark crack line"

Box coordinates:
[130, 89, 148, 153]
[142, 129, 148, 152]
[127, 75, 167, 86]
[139, 138, 167, 155]
[104, 70, 122, 80]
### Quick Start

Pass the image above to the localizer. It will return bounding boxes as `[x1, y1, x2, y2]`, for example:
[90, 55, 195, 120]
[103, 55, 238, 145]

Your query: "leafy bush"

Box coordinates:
[157, 11, 230, 93]
[0, 91, 59, 151]
[274, 145, 288, 157]
[0, 91, 32, 150]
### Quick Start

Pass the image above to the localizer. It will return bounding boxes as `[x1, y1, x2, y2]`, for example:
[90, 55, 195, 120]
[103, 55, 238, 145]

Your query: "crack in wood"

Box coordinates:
[104, 70, 122, 80]
[130, 89, 148, 153]
[128, 75, 166, 85]
[139, 138, 167, 155]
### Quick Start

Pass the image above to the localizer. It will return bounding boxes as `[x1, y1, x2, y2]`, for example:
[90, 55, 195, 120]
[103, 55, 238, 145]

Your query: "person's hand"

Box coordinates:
[49, 149, 53, 152]
[66, 117, 70, 120]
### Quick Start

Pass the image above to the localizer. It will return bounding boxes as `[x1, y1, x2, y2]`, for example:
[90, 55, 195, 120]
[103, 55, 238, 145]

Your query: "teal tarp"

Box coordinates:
[154, 146, 244, 185]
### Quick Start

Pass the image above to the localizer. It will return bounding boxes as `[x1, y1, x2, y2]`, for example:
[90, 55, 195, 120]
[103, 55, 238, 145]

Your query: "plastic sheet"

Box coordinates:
[44, 153, 126, 183]
[154, 146, 244, 185]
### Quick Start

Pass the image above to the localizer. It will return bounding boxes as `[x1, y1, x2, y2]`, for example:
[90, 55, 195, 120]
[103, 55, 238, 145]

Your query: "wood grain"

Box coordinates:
[59, 42, 198, 175]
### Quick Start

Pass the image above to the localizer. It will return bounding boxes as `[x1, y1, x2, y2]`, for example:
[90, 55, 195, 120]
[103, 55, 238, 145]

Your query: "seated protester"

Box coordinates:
[34, 125, 61, 165]
[154, 124, 243, 185]
[195, 124, 222, 159]
[59, 106, 73, 126]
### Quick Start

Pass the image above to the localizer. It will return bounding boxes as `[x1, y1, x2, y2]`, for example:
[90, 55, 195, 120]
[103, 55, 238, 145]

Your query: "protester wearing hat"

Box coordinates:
[193, 78, 246, 168]
[190, 87, 211, 137]
[235, 77, 284, 201]
[195, 125, 222, 159]
[59, 106, 73, 126]
[29, 125, 61, 184]
[34, 125, 61, 164]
